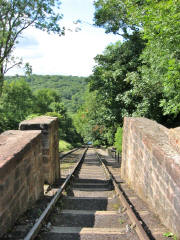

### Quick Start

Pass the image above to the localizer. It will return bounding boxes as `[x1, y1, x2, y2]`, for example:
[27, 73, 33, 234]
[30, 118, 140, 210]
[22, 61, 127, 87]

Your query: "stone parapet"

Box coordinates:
[121, 117, 180, 237]
[19, 116, 60, 184]
[0, 130, 43, 236]
[169, 127, 180, 154]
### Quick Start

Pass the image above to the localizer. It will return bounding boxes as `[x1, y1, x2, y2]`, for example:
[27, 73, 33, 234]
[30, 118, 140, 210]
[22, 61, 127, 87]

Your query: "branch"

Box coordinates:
[1, 1, 39, 64]
[3, 8, 39, 62]
[4, 61, 22, 74]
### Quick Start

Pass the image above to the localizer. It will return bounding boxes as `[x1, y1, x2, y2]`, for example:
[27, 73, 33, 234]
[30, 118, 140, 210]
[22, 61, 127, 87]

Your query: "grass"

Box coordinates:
[59, 140, 73, 152]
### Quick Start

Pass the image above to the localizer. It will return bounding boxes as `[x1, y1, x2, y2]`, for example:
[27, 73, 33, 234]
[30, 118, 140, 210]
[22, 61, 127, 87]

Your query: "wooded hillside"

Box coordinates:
[5, 75, 88, 113]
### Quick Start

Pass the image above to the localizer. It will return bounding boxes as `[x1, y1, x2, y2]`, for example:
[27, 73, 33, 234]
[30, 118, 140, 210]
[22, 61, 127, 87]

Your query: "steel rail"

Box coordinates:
[96, 152, 150, 240]
[24, 147, 88, 240]
[59, 147, 80, 159]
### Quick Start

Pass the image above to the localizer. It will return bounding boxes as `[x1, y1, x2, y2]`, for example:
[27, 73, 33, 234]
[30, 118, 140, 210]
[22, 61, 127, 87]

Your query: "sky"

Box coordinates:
[7, 0, 121, 77]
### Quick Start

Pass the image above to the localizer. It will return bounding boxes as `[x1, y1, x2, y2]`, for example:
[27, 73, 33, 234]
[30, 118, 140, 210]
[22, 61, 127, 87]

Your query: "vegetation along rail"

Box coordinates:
[2, 148, 171, 240]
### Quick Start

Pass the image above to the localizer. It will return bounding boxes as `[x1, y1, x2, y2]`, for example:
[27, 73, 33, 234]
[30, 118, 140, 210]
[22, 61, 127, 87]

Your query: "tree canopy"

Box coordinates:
[89, 31, 146, 124]
[0, 78, 82, 145]
[5, 74, 88, 113]
[0, 0, 64, 95]
[1, 0, 180, 148]
[93, 0, 136, 37]
[73, 0, 180, 146]
[93, 0, 180, 118]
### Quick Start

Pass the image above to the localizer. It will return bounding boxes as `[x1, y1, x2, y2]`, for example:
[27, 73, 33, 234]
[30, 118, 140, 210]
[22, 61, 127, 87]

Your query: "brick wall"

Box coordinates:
[0, 130, 43, 236]
[19, 116, 60, 184]
[122, 117, 180, 237]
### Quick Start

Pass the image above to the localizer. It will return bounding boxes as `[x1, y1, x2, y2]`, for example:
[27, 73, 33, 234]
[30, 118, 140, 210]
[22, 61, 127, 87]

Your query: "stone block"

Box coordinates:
[169, 127, 180, 153]
[152, 146, 165, 166]
[19, 116, 60, 184]
[121, 117, 180, 238]
[0, 130, 43, 237]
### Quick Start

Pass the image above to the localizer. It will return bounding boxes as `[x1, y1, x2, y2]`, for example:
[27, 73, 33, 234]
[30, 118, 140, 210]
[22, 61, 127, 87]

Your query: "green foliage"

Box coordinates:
[0, 79, 34, 131]
[59, 140, 73, 152]
[93, 0, 180, 126]
[25, 113, 41, 120]
[45, 111, 82, 145]
[0, 0, 64, 95]
[74, 91, 103, 144]
[114, 127, 123, 153]
[0, 78, 82, 145]
[93, 140, 101, 147]
[33, 88, 62, 114]
[3, 74, 87, 142]
[67, 0, 180, 146]
[89, 31, 145, 125]
[5, 75, 88, 113]
[163, 232, 177, 240]
[125, 0, 180, 118]
[94, 0, 137, 37]
[45, 111, 64, 137]
[74, 90, 117, 146]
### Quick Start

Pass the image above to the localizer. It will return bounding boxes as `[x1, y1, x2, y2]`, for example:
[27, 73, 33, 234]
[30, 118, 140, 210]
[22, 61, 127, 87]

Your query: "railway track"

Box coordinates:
[2, 148, 170, 240]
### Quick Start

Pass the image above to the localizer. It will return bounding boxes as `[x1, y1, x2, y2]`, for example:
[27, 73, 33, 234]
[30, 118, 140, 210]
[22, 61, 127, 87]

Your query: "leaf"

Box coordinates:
[163, 232, 174, 237]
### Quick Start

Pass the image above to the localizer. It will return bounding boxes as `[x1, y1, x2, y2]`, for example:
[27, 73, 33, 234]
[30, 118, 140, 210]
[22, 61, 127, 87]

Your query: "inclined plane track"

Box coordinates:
[2, 148, 169, 240]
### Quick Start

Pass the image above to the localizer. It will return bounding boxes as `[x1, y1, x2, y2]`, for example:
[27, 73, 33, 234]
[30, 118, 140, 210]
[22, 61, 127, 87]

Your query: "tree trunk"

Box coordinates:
[0, 66, 4, 97]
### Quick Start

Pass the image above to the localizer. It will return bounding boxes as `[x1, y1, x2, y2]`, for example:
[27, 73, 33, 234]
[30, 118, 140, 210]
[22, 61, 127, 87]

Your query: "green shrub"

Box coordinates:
[59, 140, 73, 152]
[74, 142, 82, 147]
[93, 139, 101, 147]
[45, 112, 63, 120]
[114, 127, 123, 153]
[26, 113, 41, 120]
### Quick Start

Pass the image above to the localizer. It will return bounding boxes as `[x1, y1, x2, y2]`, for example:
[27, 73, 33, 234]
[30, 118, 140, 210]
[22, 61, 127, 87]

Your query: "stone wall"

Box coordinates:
[19, 116, 60, 184]
[0, 130, 43, 236]
[122, 117, 180, 237]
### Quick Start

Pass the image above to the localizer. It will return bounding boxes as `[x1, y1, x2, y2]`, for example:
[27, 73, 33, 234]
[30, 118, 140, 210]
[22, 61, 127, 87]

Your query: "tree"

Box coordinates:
[74, 90, 118, 145]
[89, 31, 145, 124]
[5, 74, 88, 113]
[93, 0, 180, 122]
[33, 88, 62, 114]
[0, 0, 64, 95]
[93, 0, 137, 37]
[0, 78, 34, 131]
[125, 0, 180, 117]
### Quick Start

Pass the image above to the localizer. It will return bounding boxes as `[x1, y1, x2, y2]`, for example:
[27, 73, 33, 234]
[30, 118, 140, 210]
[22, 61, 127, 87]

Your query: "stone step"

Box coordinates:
[72, 182, 113, 190]
[79, 168, 104, 173]
[72, 188, 112, 191]
[73, 178, 110, 184]
[77, 174, 107, 180]
[50, 210, 128, 228]
[78, 171, 105, 175]
[78, 174, 106, 178]
[40, 226, 130, 240]
[82, 162, 101, 166]
[72, 189, 113, 198]
[63, 196, 122, 211]
[79, 165, 102, 168]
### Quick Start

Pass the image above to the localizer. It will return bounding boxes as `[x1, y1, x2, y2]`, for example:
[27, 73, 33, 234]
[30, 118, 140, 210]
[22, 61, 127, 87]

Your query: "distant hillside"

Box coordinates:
[5, 75, 88, 113]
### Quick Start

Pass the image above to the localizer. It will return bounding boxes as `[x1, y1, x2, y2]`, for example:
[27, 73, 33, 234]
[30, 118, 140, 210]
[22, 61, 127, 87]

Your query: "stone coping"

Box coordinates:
[125, 117, 180, 188]
[19, 116, 58, 130]
[0, 130, 42, 180]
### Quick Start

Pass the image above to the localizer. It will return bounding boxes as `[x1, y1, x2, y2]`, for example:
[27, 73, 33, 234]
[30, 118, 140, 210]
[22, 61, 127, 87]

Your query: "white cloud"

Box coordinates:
[6, 0, 121, 77]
